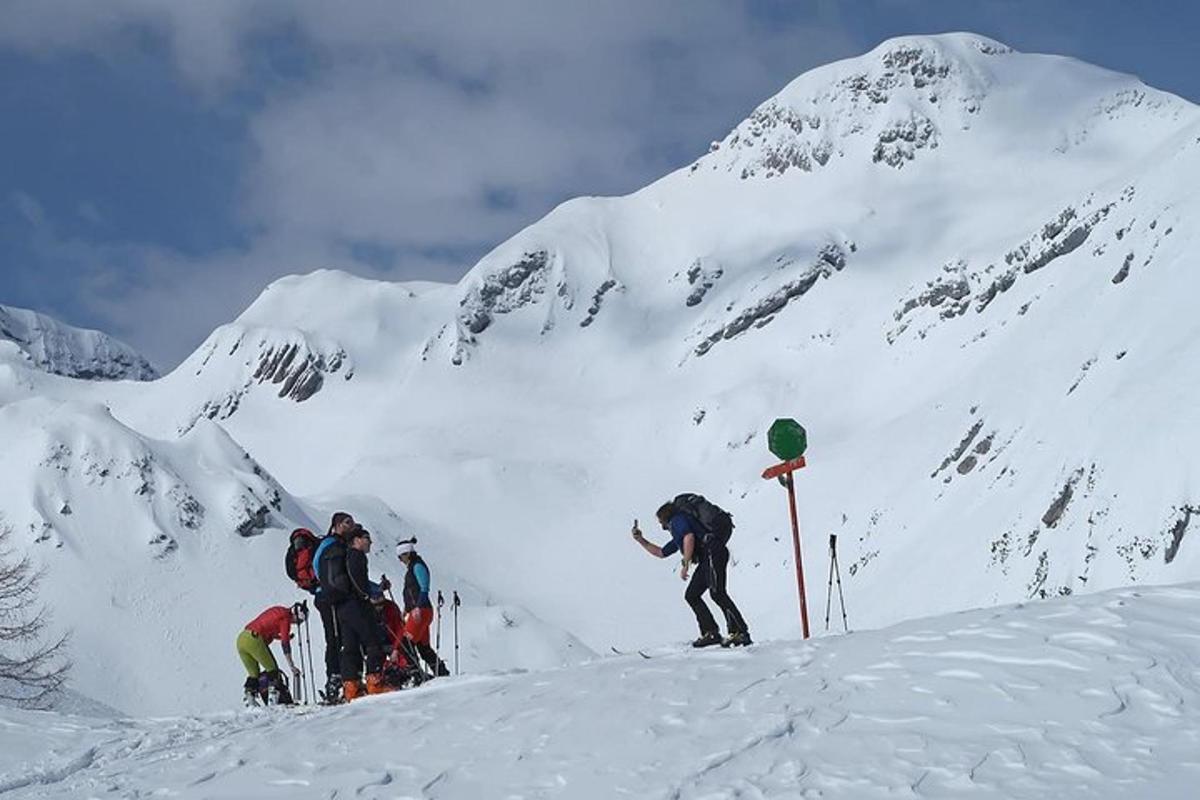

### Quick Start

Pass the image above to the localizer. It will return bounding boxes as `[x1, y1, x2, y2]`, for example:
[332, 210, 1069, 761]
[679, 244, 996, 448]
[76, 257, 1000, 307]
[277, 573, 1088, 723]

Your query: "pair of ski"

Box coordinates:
[610, 636, 752, 659]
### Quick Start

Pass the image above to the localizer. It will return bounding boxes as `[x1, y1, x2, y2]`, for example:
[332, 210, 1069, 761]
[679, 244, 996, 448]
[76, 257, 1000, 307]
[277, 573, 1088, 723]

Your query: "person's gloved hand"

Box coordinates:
[418, 592, 430, 607]
[379, 575, 391, 592]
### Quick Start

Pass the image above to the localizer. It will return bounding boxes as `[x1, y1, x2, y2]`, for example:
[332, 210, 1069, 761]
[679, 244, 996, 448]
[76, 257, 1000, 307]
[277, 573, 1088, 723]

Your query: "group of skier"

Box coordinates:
[235, 492, 751, 706]
[237, 511, 449, 706]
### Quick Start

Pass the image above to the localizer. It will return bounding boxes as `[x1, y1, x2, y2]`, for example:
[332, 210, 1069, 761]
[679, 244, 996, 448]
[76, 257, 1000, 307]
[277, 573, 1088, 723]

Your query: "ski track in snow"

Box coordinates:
[5, 584, 1200, 798]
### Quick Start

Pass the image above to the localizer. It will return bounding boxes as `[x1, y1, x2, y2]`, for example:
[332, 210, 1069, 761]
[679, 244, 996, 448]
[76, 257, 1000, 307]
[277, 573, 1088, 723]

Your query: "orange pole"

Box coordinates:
[784, 474, 810, 638]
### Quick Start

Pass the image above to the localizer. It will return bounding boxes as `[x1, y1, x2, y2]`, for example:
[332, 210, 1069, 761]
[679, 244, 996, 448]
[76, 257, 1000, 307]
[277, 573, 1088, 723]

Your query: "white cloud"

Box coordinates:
[0, 2, 860, 366]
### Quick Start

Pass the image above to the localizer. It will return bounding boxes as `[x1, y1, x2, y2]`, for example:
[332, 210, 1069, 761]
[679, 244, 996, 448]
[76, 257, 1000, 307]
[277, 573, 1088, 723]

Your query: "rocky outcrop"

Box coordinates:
[0, 304, 158, 381]
[694, 243, 849, 357]
[459, 251, 551, 336]
[695, 36, 1002, 180]
[184, 327, 352, 429]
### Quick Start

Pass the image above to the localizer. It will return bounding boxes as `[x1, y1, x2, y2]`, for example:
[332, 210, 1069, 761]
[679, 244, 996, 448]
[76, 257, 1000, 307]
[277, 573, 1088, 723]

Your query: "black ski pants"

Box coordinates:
[314, 593, 340, 681]
[684, 539, 749, 637]
[336, 599, 384, 681]
[415, 641, 450, 677]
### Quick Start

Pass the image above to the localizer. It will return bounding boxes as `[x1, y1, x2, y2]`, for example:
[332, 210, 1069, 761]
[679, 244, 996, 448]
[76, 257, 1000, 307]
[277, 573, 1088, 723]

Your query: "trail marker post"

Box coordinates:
[762, 418, 811, 639]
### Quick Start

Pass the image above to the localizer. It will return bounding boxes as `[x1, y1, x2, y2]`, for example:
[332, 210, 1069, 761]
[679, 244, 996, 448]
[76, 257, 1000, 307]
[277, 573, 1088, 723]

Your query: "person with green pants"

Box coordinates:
[237, 602, 307, 705]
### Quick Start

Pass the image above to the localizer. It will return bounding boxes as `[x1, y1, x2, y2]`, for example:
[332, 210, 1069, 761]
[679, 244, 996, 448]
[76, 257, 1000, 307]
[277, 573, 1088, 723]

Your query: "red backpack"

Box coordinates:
[285, 528, 319, 592]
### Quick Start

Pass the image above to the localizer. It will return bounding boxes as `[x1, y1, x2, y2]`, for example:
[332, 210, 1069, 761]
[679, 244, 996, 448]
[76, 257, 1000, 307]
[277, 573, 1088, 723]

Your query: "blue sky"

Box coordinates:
[1, 1, 1197, 368]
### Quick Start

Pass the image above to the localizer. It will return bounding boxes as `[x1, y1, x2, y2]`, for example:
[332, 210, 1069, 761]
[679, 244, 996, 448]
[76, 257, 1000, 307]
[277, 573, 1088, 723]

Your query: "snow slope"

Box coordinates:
[0, 304, 158, 381]
[4, 583, 1200, 798]
[0, 344, 590, 716]
[3, 32, 1200, 715]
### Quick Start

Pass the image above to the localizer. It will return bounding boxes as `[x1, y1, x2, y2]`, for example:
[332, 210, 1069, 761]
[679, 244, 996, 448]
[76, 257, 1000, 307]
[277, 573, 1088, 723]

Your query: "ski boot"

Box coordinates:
[724, 630, 753, 647]
[264, 671, 294, 705]
[257, 673, 272, 704]
[243, 676, 261, 707]
[342, 678, 366, 702]
[691, 631, 723, 648]
[320, 675, 342, 704]
[365, 672, 395, 696]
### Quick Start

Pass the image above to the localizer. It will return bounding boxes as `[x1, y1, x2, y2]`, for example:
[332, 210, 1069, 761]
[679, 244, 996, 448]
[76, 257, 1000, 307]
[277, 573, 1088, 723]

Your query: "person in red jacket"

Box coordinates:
[372, 596, 425, 688]
[236, 602, 307, 705]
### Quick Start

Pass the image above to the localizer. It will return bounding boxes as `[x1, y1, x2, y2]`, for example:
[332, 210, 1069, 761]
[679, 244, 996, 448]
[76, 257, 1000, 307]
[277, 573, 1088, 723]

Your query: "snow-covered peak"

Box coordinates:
[694, 32, 1188, 180]
[0, 304, 158, 381]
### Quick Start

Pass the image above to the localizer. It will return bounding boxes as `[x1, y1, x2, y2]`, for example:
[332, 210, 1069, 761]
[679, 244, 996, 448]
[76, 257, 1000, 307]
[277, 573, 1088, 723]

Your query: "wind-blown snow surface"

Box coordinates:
[0, 304, 158, 381]
[3, 32, 1200, 715]
[5, 584, 1200, 798]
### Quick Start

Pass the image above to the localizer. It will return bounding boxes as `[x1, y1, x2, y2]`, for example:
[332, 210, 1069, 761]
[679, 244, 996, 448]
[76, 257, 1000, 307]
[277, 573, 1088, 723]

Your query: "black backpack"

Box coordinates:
[672, 493, 734, 544]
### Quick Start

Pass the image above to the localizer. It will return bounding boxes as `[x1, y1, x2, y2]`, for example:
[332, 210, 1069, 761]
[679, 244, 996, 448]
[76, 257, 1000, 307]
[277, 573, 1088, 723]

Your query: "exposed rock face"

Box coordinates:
[183, 326, 353, 430]
[694, 243, 850, 357]
[682, 260, 725, 308]
[695, 36, 1004, 180]
[459, 251, 551, 336]
[580, 280, 620, 328]
[890, 186, 1136, 345]
[0, 304, 158, 381]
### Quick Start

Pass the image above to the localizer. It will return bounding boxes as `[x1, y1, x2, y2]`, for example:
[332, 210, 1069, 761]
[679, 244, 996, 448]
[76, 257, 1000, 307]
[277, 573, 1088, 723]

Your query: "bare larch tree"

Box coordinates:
[0, 519, 70, 708]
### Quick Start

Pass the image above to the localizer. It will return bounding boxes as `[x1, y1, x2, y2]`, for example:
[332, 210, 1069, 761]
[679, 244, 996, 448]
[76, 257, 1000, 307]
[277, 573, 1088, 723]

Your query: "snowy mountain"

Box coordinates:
[2, 32, 1200, 718]
[0, 304, 158, 381]
[121, 32, 1198, 637]
[4, 583, 1200, 798]
[0, 344, 591, 716]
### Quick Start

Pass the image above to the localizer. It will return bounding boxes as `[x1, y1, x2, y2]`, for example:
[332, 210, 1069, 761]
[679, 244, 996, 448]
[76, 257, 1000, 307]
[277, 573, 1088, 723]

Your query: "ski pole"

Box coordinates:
[436, 590, 444, 651]
[304, 615, 316, 705]
[452, 590, 461, 676]
[296, 622, 306, 704]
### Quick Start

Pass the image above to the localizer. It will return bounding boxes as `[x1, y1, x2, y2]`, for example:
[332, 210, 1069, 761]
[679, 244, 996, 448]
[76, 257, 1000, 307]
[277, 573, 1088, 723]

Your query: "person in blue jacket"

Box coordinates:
[632, 502, 751, 648]
[312, 511, 356, 701]
[397, 540, 450, 676]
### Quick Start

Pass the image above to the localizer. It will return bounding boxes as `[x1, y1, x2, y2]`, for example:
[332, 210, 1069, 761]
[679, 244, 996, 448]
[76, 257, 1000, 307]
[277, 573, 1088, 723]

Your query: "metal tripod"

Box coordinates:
[824, 534, 849, 633]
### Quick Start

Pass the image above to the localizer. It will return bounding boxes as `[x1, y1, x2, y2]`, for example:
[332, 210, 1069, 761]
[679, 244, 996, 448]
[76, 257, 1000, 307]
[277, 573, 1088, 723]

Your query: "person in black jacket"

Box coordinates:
[336, 526, 393, 698]
[311, 512, 356, 701]
[632, 502, 751, 648]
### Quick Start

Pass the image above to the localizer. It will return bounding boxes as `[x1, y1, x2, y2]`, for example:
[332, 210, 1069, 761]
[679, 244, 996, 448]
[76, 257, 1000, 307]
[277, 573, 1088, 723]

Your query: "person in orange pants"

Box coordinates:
[396, 540, 450, 676]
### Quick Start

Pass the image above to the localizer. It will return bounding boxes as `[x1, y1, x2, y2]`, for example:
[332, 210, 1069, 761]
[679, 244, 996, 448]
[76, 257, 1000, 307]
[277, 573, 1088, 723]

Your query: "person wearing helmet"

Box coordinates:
[237, 602, 307, 705]
[396, 539, 450, 677]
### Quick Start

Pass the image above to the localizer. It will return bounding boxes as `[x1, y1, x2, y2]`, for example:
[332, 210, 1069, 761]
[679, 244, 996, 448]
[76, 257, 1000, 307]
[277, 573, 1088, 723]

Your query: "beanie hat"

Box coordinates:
[396, 538, 417, 557]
